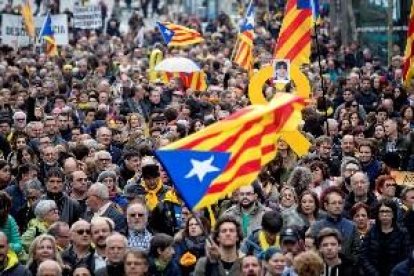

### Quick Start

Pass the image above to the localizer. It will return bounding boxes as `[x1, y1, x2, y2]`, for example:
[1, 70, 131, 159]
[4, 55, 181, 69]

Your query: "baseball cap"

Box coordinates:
[280, 227, 300, 243]
[123, 183, 145, 199]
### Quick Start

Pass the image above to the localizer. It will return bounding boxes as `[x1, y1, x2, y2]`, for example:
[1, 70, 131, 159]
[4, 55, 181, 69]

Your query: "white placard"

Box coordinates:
[1, 14, 68, 47]
[73, 5, 102, 29]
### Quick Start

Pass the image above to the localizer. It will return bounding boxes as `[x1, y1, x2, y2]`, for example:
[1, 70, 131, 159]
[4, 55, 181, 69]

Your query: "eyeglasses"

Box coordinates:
[384, 183, 396, 188]
[129, 213, 145, 218]
[379, 209, 392, 214]
[48, 208, 58, 214]
[75, 229, 91, 235]
[99, 158, 111, 162]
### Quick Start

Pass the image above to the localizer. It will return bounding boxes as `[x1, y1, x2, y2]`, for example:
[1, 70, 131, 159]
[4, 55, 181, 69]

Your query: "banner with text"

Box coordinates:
[73, 5, 102, 29]
[1, 14, 68, 47]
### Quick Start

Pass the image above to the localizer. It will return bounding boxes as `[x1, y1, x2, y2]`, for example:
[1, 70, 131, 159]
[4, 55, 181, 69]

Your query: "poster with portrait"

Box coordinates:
[273, 59, 290, 84]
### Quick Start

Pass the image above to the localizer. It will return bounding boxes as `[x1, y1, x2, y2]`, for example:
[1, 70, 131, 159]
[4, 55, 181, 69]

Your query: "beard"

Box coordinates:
[240, 199, 254, 209]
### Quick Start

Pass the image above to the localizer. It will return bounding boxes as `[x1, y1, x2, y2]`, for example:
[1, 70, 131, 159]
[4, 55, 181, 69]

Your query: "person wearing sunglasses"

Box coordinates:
[61, 220, 95, 274]
[126, 201, 152, 252]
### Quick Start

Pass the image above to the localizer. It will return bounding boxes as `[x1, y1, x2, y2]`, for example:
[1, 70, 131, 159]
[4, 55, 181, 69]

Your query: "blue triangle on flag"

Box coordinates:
[156, 22, 175, 44]
[155, 150, 230, 209]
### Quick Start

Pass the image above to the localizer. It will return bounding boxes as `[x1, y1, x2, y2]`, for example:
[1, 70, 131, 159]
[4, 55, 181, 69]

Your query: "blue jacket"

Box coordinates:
[391, 254, 414, 276]
[310, 215, 360, 264]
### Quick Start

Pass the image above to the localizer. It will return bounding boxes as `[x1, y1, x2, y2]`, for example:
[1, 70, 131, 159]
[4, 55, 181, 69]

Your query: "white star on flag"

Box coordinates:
[164, 29, 172, 36]
[246, 13, 254, 27]
[185, 156, 220, 182]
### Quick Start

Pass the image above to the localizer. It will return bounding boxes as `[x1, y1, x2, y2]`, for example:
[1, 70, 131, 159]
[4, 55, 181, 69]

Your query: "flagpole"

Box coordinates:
[312, 21, 329, 135]
[231, 0, 253, 63]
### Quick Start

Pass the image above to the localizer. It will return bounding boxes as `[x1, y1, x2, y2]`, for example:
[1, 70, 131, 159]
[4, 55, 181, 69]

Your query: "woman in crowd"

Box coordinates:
[350, 202, 371, 241]
[283, 190, 325, 230]
[174, 215, 209, 275]
[22, 200, 60, 252]
[260, 247, 287, 276]
[375, 175, 398, 201]
[97, 170, 128, 209]
[309, 160, 332, 198]
[0, 191, 22, 254]
[6, 130, 29, 171]
[0, 160, 11, 190]
[16, 145, 39, 167]
[360, 199, 410, 276]
[124, 249, 149, 276]
[27, 234, 69, 276]
[148, 233, 181, 275]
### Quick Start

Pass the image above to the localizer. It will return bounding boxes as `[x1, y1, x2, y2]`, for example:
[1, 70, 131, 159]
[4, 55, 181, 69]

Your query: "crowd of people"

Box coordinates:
[0, 0, 413, 275]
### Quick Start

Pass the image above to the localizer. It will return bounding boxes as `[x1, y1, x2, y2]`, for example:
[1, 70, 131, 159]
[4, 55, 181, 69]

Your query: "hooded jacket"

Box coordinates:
[0, 250, 31, 276]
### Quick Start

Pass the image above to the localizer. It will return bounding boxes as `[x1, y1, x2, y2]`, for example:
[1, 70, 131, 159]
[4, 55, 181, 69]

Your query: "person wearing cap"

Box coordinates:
[280, 227, 303, 263]
[241, 211, 283, 256]
[97, 170, 128, 210]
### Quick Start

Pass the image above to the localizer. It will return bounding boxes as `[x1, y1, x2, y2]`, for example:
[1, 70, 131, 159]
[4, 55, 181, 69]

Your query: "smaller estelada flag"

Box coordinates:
[403, 1, 414, 87]
[156, 22, 204, 47]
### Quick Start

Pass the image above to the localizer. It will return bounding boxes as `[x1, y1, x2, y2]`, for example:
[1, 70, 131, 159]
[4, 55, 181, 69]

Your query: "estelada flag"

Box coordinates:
[39, 13, 58, 56]
[273, 0, 319, 66]
[233, 1, 255, 73]
[162, 71, 207, 92]
[157, 22, 204, 47]
[403, 1, 414, 87]
[156, 93, 310, 210]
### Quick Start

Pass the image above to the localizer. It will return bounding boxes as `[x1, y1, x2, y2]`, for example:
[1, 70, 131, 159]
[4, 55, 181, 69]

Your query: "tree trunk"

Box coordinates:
[387, 0, 394, 66]
[347, 0, 358, 41]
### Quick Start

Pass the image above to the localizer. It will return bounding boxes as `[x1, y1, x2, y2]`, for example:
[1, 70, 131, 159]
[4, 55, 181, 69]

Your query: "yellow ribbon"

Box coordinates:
[141, 178, 163, 211]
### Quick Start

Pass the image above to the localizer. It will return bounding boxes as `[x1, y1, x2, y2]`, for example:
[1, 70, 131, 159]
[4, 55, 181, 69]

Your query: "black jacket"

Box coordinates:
[43, 192, 81, 226]
[343, 192, 378, 219]
[360, 225, 410, 276]
[61, 245, 96, 274]
[95, 263, 125, 276]
[322, 254, 358, 276]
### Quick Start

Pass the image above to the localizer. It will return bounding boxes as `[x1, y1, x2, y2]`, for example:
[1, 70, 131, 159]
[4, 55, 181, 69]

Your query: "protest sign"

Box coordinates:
[391, 171, 414, 187]
[73, 5, 102, 29]
[1, 14, 68, 47]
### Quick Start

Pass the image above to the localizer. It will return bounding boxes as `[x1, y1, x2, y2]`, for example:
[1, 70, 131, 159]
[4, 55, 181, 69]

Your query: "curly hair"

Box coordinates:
[212, 215, 244, 249]
[287, 166, 312, 196]
[293, 251, 324, 276]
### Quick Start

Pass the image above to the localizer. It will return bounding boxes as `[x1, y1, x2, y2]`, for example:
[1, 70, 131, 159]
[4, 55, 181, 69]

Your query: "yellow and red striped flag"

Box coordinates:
[157, 22, 204, 47]
[233, 1, 255, 72]
[156, 93, 310, 210]
[403, 1, 414, 87]
[273, 0, 319, 66]
[21, 0, 35, 38]
[163, 71, 207, 92]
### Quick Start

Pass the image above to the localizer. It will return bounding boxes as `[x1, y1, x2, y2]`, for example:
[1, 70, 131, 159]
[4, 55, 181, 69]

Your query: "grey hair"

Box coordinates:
[340, 156, 360, 176]
[37, 259, 62, 276]
[106, 232, 128, 248]
[94, 150, 111, 162]
[97, 170, 117, 182]
[90, 183, 109, 200]
[350, 171, 369, 185]
[34, 200, 57, 219]
[287, 166, 313, 196]
[23, 179, 44, 196]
